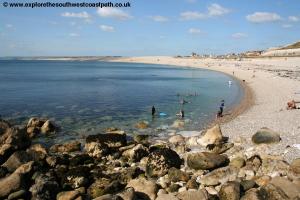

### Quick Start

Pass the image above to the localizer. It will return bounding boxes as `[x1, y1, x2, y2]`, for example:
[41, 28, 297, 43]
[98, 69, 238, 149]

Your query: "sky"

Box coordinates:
[0, 0, 300, 56]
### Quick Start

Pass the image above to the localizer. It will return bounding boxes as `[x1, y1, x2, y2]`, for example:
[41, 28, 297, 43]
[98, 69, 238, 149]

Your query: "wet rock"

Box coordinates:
[200, 166, 239, 186]
[0, 161, 34, 198]
[230, 157, 246, 168]
[251, 128, 281, 144]
[57, 190, 81, 200]
[197, 124, 223, 146]
[187, 152, 229, 170]
[122, 144, 149, 162]
[171, 120, 184, 128]
[30, 173, 60, 200]
[2, 150, 32, 172]
[219, 181, 240, 200]
[168, 167, 189, 182]
[116, 187, 135, 200]
[7, 189, 27, 200]
[0, 119, 11, 135]
[135, 121, 149, 129]
[206, 142, 234, 154]
[127, 178, 158, 200]
[176, 189, 209, 200]
[26, 143, 48, 161]
[240, 188, 263, 200]
[105, 127, 125, 135]
[133, 134, 149, 144]
[50, 141, 81, 153]
[168, 135, 185, 145]
[41, 120, 57, 134]
[0, 127, 31, 164]
[85, 142, 109, 158]
[61, 166, 90, 189]
[86, 133, 127, 148]
[146, 148, 182, 177]
[88, 179, 125, 199]
[26, 126, 40, 138]
[288, 158, 300, 181]
[27, 117, 45, 128]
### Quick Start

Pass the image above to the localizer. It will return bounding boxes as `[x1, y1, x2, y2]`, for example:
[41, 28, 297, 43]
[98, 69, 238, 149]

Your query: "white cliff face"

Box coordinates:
[262, 48, 300, 57]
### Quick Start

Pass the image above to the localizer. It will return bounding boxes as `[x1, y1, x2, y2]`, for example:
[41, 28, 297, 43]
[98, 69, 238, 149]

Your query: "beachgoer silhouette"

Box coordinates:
[217, 100, 225, 117]
[152, 106, 156, 116]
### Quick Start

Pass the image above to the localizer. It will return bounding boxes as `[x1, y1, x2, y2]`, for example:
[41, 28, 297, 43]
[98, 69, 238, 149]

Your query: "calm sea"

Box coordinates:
[0, 60, 243, 144]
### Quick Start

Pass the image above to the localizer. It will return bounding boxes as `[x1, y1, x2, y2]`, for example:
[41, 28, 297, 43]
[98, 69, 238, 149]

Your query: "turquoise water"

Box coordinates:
[0, 60, 243, 143]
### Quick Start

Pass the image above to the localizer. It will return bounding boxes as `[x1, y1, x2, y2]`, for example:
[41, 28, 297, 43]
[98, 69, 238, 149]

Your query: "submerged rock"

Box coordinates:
[133, 134, 149, 144]
[146, 148, 182, 177]
[197, 124, 224, 146]
[251, 128, 281, 144]
[187, 152, 229, 170]
[135, 121, 149, 129]
[86, 133, 127, 148]
[171, 120, 185, 128]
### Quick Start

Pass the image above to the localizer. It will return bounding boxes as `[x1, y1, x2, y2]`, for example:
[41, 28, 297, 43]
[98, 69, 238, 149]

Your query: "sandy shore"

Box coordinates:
[111, 56, 300, 162]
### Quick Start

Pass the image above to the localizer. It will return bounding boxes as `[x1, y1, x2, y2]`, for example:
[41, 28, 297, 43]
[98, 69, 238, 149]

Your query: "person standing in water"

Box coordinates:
[217, 100, 225, 118]
[152, 106, 156, 116]
[176, 109, 184, 118]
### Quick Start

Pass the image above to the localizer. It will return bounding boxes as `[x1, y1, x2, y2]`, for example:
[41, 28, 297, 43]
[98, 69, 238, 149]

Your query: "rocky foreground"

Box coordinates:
[0, 118, 299, 200]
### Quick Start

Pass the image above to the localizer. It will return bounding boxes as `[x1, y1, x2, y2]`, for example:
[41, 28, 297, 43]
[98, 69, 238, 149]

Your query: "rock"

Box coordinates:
[41, 120, 57, 134]
[26, 143, 48, 161]
[0, 161, 34, 198]
[206, 143, 234, 154]
[133, 134, 149, 144]
[0, 166, 8, 178]
[61, 166, 90, 189]
[288, 158, 300, 181]
[85, 142, 109, 158]
[156, 193, 179, 200]
[105, 127, 125, 135]
[257, 157, 289, 177]
[86, 133, 127, 148]
[7, 189, 27, 200]
[243, 155, 262, 173]
[171, 120, 185, 128]
[146, 148, 182, 177]
[127, 178, 158, 200]
[88, 179, 125, 199]
[254, 175, 271, 187]
[46, 154, 69, 167]
[122, 144, 148, 162]
[93, 194, 119, 200]
[230, 157, 246, 168]
[116, 187, 135, 200]
[135, 121, 149, 129]
[2, 150, 32, 172]
[0, 127, 31, 164]
[168, 135, 185, 145]
[176, 189, 209, 200]
[200, 166, 239, 186]
[240, 188, 263, 200]
[167, 184, 180, 193]
[30, 173, 60, 200]
[251, 128, 281, 144]
[57, 190, 81, 200]
[260, 176, 300, 200]
[187, 152, 229, 170]
[219, 181, 240, 200]
[50, 141, 81, 153]
[168, 167, 189, 182]
[186, 178, 198, 190]
[240, 180, 256, 192]
[197, 124, 223, 146]
[69, 154, 94, 166]
[0, 119, 11, 135]
[27, 117, 45, 128]
[26, 126, 40, 138]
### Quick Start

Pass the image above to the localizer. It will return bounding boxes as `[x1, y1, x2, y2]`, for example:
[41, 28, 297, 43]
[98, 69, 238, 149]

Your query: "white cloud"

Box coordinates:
[188, 28, 202, 34]
[61, 11, 90, 19]
[97, 7, 132, 20]
[288, 16, 299, 22]
[246, 12, 281, 23]
[100, 25, 115, 32]
[208, 3, 230, 17]
[232, 32, 248, 39]
[180, 11, 206, 20]
[282, 24, 293, 28]
[69, 33, 80, 37]
[149, 15, 169, 22]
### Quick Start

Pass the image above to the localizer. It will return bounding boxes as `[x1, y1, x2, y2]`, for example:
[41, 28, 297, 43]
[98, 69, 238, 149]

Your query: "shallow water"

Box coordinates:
[0, 60, 243, 144]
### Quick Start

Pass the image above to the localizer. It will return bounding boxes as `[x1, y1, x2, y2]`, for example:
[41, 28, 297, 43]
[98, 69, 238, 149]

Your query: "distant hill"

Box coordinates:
[280, 41, 300, 50]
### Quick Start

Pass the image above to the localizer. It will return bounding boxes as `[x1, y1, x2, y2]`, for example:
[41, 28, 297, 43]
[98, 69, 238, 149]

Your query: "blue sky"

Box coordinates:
[0, 0, 299, 56]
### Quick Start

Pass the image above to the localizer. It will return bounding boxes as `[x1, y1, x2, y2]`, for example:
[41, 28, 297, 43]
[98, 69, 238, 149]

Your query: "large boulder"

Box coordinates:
[0, 161, 34, 198]
[241, 188, 263, 200]
[122, 144, 148, 162]
[50, 141, 81, 153]
[187, 152, 229, 170]
[146, 148, 182, 177]
[197, 124, 223, 146]
[57, 190, 81, 200]
[61, 166, 91, 189]
[251, 128, 281, 144]
[86, 133, 127, 148]
[219, 181, 241, 200]
[41, 120, 57, 134]
[2, 150, 32, 172]
[127, 178, 158, 200]
[84, 142, 109, 158]
[200, 166, 239, 186]
[176, 189, 209, 200]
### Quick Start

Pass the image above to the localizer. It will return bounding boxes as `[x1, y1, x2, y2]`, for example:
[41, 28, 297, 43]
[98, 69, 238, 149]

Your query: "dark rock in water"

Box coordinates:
[88, 178, 125, 199]
[7, 189, 27, 200]
[30, 173, 60, 200]
[0, 127, 31, 164]
[2, 150, 32, 172]
[206, 143, 234, 154]
[61, 166, 91, 189]
[187, 152, 229, 170]
[133, 134, 149, 144]
[146, 148, 182, 177]
[86, 133, 127, 148]
[251, 128, 281, 144]
[0, 161, 34, 198]
[41, 120, 57, 134]
[135, 121, 149, 129]
[69, 154, 94, 166]
[27, 117, 45, 128]
[168, 167, 189, 182]
[50, 140, 81, 153]
[240, 180, 256, 192]
[219, 181, 241, 200]
[0, 119, 11, 135]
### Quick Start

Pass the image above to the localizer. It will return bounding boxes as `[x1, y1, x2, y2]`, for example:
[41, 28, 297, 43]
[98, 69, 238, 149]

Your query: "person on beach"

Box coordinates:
[176, 109, 184, 118]
[180, 99, 190, 104]
[217, 100, 225, 118]
[287, 100, 299, 110]
[152, 106, 156, 116]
